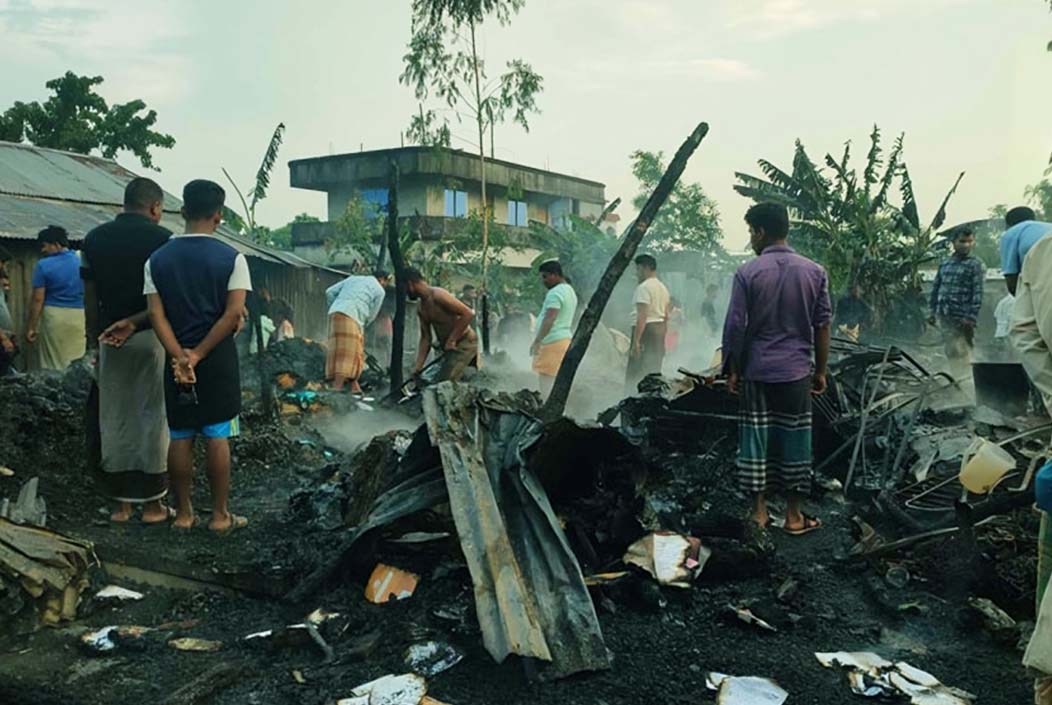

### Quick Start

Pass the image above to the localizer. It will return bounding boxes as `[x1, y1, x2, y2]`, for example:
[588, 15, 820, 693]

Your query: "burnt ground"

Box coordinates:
[0, 367, 1038, 705]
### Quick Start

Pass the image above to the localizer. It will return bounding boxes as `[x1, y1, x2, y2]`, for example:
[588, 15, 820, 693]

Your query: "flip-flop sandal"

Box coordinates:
[171, 516, 200, 532]
[210, 514, 248, 536]
[783, 514, 822, 536]
[142, 506, 176, 526]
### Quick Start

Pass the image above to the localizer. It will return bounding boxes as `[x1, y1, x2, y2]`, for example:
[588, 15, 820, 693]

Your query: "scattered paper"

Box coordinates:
[337, 673, 428, 705]
[365, 564, 420, 604]
[707, 672, 788, 705]
[624, 532, 711, 588]
[405, 641, 464, 677]
[0, 466, 14, 477]
[731, 606, 778, 633]
[816, 652, 975, 705]
[95, 585, 144, 602]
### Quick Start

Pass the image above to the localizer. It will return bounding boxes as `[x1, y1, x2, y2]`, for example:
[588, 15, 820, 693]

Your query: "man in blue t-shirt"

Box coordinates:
[1000, 206, 1052, 296]
[25, 225, 85, 370]
[145, 180, 252, 534]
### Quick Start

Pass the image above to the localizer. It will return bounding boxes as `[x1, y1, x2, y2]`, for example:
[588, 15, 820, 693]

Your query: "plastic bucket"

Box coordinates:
[959, 438, 1016, 494]
[1036, 460, 1052, 512]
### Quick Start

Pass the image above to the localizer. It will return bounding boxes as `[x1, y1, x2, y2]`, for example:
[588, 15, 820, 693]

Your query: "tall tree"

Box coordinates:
[400, 0, 543, 351]
[0, 71, 175, 169]
[223, 123, 286, 244]
[630, 149, 723, 252]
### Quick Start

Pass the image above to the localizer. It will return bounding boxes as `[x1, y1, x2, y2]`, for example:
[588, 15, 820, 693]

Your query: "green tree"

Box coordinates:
[1024, 169, 1052, 220]
[0, 71, 175, 169]
[630, 149, 722, 253]
[407, 104, 452, 147]
[400, 0, 543, 290]
[222, 123, 286, 244]
[269, 213, 320, 251]
[735, 126, 964, 330]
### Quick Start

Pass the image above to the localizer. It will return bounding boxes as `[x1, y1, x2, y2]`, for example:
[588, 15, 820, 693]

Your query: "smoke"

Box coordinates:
[311, 407, 418, 454]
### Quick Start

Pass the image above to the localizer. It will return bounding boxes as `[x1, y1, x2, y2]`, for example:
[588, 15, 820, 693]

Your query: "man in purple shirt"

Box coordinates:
[722, 203, 832, 536]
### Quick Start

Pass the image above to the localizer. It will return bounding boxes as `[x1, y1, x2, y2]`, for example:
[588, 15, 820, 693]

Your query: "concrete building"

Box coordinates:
[287, 146, 607, 268]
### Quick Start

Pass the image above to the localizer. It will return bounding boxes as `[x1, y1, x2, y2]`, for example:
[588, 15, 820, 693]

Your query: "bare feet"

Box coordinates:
[350, 381, 363, 394]
[110, 502, 133, 523]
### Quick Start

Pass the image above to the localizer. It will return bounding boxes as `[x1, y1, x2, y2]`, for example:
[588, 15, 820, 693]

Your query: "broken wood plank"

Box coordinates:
[541, 122, 710, 421]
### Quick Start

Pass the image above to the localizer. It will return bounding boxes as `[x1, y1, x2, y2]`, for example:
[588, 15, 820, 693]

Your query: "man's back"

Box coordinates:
[328, 275, 383, 326]
[725, 245, 830, 383]
[83, 213, 170, 327]
[146, 236, 243, 348]
[1001, 220, 1052, 275]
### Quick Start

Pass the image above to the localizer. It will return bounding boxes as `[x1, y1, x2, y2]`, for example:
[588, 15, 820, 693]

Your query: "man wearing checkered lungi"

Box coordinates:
[721, 203, 832, 535]
[325, 271, 391, 393]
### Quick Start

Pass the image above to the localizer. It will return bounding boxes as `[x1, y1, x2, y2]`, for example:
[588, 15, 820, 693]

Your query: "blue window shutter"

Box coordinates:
[444, 189, 455, 217]
[456, 191, 467, 218]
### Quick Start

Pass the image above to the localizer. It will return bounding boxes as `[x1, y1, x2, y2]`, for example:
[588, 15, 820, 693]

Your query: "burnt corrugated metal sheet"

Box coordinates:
[422, 384, 611, 680]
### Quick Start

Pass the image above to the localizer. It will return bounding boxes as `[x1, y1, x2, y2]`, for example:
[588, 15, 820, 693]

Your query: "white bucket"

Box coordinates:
[959, 438, 1016, 494]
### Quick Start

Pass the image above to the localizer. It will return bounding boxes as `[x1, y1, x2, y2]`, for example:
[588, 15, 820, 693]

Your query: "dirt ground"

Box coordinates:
[0, 367, 1038, 705]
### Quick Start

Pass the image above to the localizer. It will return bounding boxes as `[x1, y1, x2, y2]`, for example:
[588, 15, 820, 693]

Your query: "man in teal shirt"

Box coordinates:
[530, 260, 577, 399]
[1001, 206, 1052, 296]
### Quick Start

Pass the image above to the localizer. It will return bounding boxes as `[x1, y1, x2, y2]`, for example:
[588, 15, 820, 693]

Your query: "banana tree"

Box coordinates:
[222, 122, 286, 244]
[734, 126, 964, 332]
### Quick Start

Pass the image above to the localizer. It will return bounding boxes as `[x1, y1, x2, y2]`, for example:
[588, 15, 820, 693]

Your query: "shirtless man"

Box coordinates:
[405, 268, 478, 381]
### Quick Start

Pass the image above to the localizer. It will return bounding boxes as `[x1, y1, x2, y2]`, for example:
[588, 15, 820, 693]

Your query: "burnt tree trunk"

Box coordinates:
[386, 162, 406, 394]
[541, 122, 710, 421]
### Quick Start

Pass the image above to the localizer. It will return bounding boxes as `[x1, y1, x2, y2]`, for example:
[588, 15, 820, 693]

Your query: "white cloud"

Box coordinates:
[0, 0, 191, 104]
[725, 0, 972, 40]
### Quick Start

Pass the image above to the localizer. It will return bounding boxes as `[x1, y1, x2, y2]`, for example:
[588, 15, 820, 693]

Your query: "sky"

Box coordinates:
[1, 0, 1050, 250]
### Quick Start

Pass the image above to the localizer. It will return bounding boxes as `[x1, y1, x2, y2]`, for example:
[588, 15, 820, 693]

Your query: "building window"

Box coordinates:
[444, 189, 468, 218]
[360, 188, 389, 218]
[507, 200, 528, 227]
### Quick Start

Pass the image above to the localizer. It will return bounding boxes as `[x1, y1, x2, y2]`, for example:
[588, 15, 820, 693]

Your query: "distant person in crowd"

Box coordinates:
[835, 283, 873, 342]
[25, 225, 85, 370]
[325, 270, 390, 393]
[722, 203, 831, 536]
[406, 267, 478, 382]
[145, 179, 252, 534]
[0, 246, 16, 376]
[460, 284, 478, 310]
[268, 300, 295, 347]
[665, 297, 683, 353]
[82, 178, 172, 523]
[701, 284, 720, 337]
[994, 292, 1015, 348]
[1000, 206, 1052, 296]
[929, 227, 984, 364]
[626, 253, 670, 392]
[529, 260, 577, 399]
[248, 307, 275, 355]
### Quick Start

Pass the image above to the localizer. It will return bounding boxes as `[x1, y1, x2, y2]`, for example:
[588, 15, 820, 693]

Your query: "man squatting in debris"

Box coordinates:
[81, 178, 173, 523]
[722, 203, 831, 535]
[530, 260, 578, 399]
[928, 226, 984, 366]
[406, 267, 479, 382]
[626, 253, 670, 392]
[144, 179, 252, 533]
[25, 225, 86, 371]
[325, 270, 390, 394]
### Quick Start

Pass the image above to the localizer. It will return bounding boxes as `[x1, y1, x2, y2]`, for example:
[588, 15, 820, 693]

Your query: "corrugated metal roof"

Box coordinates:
[0, 140, 336, 270]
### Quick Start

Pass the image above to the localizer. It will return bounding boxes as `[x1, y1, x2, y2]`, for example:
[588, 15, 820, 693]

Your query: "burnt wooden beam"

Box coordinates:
[541, 122, 710, 421]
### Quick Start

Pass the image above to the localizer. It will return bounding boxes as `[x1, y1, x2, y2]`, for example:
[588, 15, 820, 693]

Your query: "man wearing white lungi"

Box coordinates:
[82, 178, 172, 523]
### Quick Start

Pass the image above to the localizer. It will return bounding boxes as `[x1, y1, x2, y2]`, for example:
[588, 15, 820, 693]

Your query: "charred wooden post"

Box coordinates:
[387, 162, 407, 394]
[541, 122, 710, 421]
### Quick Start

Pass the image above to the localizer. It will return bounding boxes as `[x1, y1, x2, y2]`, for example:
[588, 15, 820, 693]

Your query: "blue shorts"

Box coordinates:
[169, 417, 240, 441]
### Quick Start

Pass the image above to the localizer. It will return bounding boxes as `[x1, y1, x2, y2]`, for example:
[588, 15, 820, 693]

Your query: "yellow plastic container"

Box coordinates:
[959, 438, 1016, 494]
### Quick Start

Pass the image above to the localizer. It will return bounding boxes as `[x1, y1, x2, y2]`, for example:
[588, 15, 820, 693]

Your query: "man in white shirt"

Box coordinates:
[994, 293, 1015, 344]
[325, 270, 390, 393]
[626, 253, 670, 391]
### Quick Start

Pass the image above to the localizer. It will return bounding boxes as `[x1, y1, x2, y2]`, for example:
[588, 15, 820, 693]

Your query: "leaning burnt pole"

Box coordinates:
[541, 122, 710, 421]
[386, 161, 407, 394]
